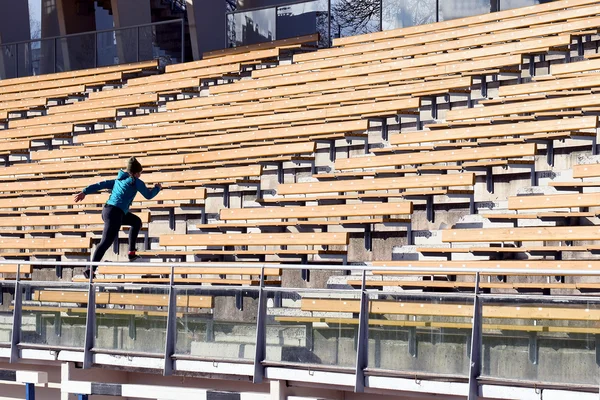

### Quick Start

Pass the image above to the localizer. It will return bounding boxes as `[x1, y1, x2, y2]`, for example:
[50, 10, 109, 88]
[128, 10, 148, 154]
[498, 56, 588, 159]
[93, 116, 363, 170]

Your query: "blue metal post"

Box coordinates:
[25, 383, 35, 400]
[78, 395, 88, 400]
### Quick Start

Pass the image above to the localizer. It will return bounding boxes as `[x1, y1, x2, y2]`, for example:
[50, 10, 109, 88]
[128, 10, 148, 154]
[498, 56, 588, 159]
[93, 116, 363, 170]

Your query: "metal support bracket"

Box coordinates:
[426, 195, 434, 223]
[354, 270, 369, 393]
[253, 268, 267, 384]
[408, 327, 417, 357]
[10, 273, 22, 363]
[25, 382, 35, 400]
[481, 75, 487, 98]
[430, 96, 438, 120]
[83, 275, 96, 369]
[547, 140, 554, 167]
[169, 207, 176, 231]
[468, 273, 483, 400]
[364, 224, 372, 252]
[163, 267, 177, 376]
[528, 332, 538, 365]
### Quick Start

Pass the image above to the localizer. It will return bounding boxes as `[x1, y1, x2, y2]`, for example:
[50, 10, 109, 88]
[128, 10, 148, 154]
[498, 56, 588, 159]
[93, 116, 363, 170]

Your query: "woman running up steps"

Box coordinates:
[74, 157, 162, 278]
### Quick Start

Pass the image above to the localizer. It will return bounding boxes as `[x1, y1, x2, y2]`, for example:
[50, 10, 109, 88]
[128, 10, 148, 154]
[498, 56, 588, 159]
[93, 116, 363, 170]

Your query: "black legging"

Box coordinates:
[92, 205, 142, 263]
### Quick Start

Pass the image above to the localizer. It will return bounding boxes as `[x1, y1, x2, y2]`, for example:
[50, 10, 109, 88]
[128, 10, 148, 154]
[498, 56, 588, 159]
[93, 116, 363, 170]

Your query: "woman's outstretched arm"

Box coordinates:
[74, 179, 116, 202]
[135, 179, 162, 200]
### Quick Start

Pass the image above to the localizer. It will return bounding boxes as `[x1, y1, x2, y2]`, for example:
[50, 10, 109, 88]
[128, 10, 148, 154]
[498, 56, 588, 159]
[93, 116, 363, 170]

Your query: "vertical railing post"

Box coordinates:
[10, 264, 22, 363]
[53, 38, 57, 73]
[83, 268, 96, 369]
[354, 269, 369, 392]
[468, 272, 483, 400]
[14, 45, 18, 78]
[180, 19, 185, 63]
[253, 267, 267, 384]
[94, 31, 98, 69]
[25, 382, 35, 400]
[136, 26, 140, 63]
[163, 265, 177, 376]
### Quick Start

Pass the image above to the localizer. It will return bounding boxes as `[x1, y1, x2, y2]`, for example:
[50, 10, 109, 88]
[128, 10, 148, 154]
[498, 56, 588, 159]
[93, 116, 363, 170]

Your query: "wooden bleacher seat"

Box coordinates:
[0, 72, 124, 96]
[334, 143, 536, 171]
[442, 226, 600, 243]
[8, 109, 116, 129]
[32, 290, 212, 308]
[46, 93, 159, 115]
[203, 33, 319, 59]
[508, 192, 600, 210]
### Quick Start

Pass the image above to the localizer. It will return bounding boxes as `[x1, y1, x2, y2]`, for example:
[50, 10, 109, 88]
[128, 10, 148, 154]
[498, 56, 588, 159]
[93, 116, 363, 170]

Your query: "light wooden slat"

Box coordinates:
[0, 98, 48, 112]
[335, 143, 536, 170]
[391, 116, 597, 145]
[86, 78, 201, 101]
[33, 290, 213, 308]
[96, 265, 281, 276]
[0, 189, 205, 209]
[165, 48, 280, 73]
[499, 75, 600, 97]
[0, 237, 90, 249]
[0, 72, 124, 95]
[0, 60, 157, 88]
[331, 0, 597, 47]
[508, 192, 600, 210]
[120, 97, 420, 127]
[204, 33, 319, 58]
[442, 226, 600, 242]
[0, 212, 149, 227]
[0, 165, 261, 192]
[0, 85, 86, 103]
[446, 93, 600, 121]
[277, 173, 475, 195]
[0, 154, 184, 177]
[159, 232, 349, 247]
[551, 58, 600, 75]
[0, 265, 33, 274]
[37, 120, 367, 159]
[0, 123, 74, 140]
[184, 142, 315, 164]
[220, 202, 412, 220]
[573, 163, 600, 178]
[125, 63, 241, 87]
[47, 93, 158, 115]
[8, 109, 116, 129]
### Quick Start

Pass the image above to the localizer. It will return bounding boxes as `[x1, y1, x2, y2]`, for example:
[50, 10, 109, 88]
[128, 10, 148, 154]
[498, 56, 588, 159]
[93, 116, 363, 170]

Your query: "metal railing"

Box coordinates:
[0, 19, 184, 80]
[2, 259, 600, 398]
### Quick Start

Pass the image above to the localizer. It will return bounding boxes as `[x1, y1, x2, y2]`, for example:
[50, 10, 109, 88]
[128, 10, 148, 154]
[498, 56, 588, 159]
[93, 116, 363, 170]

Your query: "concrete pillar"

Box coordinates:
[270, 380, 287, 400]
[187, 0, 226, 60]
[0, 0, 30, 79]
[54, 0, 97, 71]
[111, 0, 152, 64]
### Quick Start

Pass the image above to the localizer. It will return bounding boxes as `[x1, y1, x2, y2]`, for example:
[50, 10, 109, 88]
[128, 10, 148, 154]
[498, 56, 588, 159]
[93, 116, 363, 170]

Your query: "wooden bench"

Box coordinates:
[445, 93, 600, 122]
[84, 77, 202, 101]
[209, 36, 567, 95]
[258, 15, 599, 78]
[572, 163, 600, 178]
[0, 72, 125, 96]
[159, 232, 348, 247]
[0, 165, 261, 193]
[119, 97, 419, 127]
[0, 123, 74, 141]
[204, 33, 319, 59]
[442, 226, 600, 243]
[0, 60, 157, 88]
[32, 290, 213, 308]
[35, 120, 367, 160]
[165, 48, 281, 73]
[8, 109, 116, 129]
[276, 173, 475, 195]
[0, 212, 149, 228]
[391, 116, 598, 145]
[508, 192, 600, 210]
[0, 237, 90, 251]
[46, 93, 159, 115]
[0, 84, 86, 103]
[334, 143, 536, 171]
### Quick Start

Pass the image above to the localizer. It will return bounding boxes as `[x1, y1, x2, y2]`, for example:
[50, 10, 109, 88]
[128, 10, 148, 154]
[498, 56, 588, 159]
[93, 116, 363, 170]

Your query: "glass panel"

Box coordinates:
[0, 44, 18, 79]
[142, 22, 184, 64]
[0, 291, 13, 344]
[382, 0, 436, 31]
[114, 26, 140, 65]
[96, 30, 118, 67]
[19, 283, 88, 348]
[439, 0, 496, 21]
[95, 285, 168, 355]
[331, 0, 381, 39]
[175, 287, 258, 361]
[17, 39, 53, 77]
[481, 297, 600, 386]
[265, 289, 360, 368]
[227, 8, 276, 47]
[500, 0, 554, 10]
[56, 32, 96, 73]
[276, 0, 329, 48]
[367, 293, 473, 376]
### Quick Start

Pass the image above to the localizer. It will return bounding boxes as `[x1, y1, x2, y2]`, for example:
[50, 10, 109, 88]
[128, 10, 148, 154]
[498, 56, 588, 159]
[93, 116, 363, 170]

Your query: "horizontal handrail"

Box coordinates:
[0, 19, 184, 47]
[225, 0, 319, 15]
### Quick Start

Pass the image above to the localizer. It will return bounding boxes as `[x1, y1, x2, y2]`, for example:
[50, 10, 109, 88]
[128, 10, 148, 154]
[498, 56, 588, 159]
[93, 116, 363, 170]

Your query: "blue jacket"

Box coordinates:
[82, 170, 161, 214]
